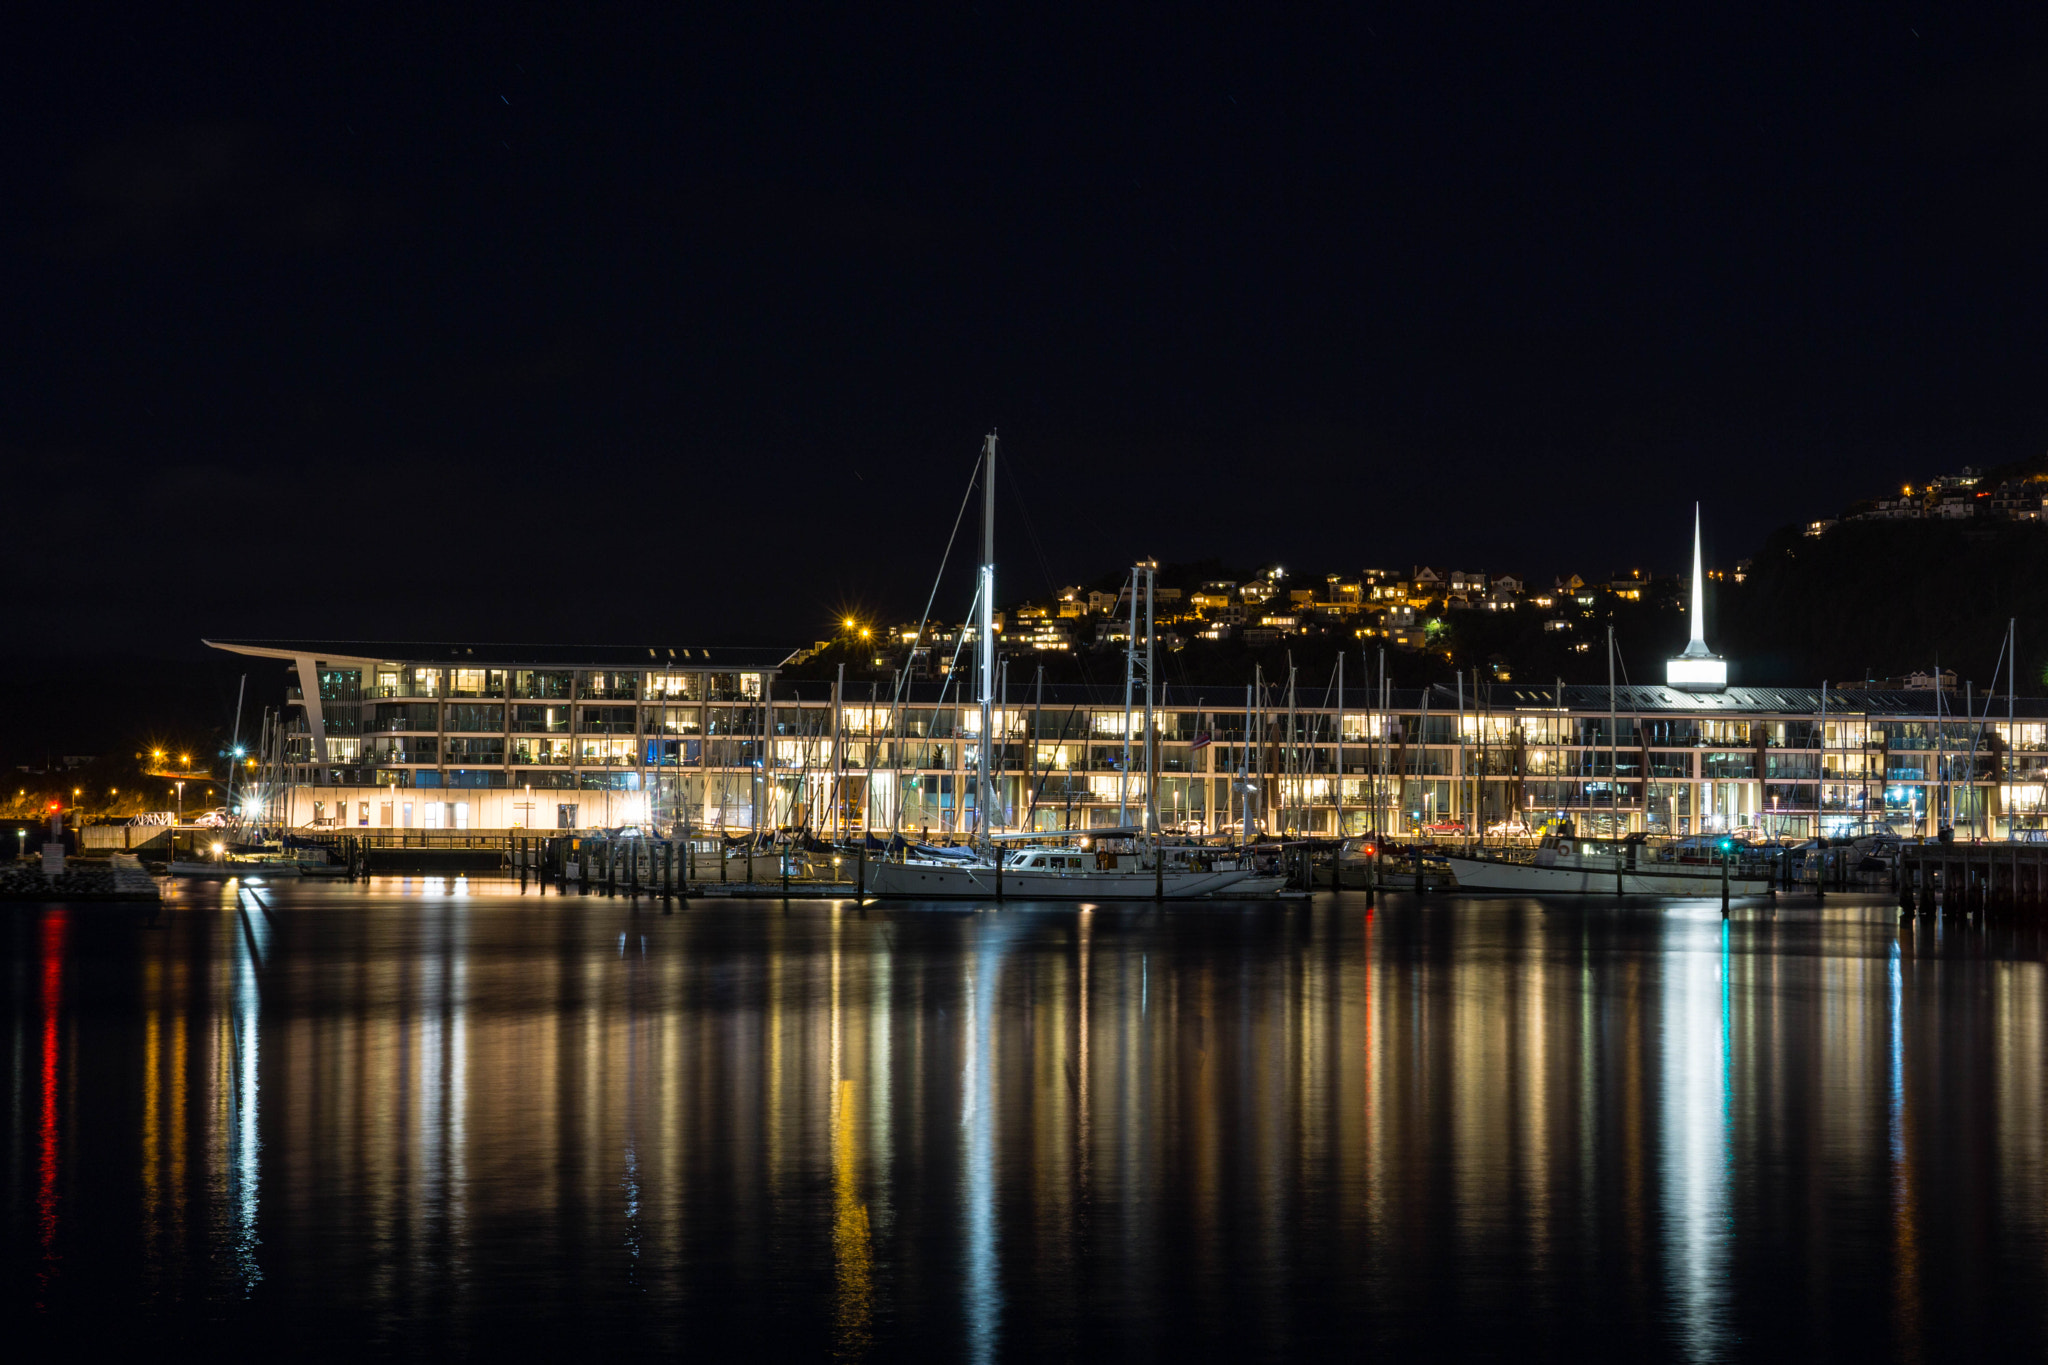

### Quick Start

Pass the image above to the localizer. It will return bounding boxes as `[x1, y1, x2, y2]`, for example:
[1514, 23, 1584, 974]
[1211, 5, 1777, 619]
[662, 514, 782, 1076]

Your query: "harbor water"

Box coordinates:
[9, 880, 2048, 1360]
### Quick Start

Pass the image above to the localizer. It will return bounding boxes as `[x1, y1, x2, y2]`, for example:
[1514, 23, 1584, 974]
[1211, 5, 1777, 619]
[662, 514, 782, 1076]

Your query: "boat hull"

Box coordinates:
[861, 860, 1257, 900]
[1443, 855, 1771, 897]
[167, 860, 300, 878]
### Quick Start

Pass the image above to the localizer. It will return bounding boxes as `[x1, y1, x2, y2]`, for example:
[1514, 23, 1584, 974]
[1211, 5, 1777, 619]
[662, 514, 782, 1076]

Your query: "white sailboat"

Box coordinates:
[861, 433, 1261, 900]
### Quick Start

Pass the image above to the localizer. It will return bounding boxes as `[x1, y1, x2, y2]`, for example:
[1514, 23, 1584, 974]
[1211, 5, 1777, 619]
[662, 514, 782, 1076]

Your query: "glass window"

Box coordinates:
[642, 706, 701, 735]
[513, 670, 573, 699]
[369, 736, 437, 763]
[646, 672, 702, 701]
[579, 706, 637, 734]
[1641, 719, 1699, 746]
[449, 668, 504, 697]
[318, 668, 362, 702]
[706, 706, 761, 736]
[843, 705, 890, 735]
[577, 671, 640, 699]
[446, 703, 505, 732]
[370, 703, 439, 733]
[511, 737, 573, 765]
[1702, 752, 1756, 780]
[444, 737, 505, 761]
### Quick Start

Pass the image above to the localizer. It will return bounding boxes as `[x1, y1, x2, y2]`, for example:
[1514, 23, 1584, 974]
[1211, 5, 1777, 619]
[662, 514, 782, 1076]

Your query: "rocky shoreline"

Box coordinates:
[0, 853, 162, 902]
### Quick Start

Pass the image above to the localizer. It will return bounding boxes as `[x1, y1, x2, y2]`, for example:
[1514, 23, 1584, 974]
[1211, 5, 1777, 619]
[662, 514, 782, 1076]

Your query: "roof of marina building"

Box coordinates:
[205, 639, 796, 669]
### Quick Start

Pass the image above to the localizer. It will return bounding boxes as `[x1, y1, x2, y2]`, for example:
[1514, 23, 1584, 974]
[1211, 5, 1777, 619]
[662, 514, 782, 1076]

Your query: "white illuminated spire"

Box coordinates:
[1683, 502, 1709, 657]
[1668, 501, 1726, 689]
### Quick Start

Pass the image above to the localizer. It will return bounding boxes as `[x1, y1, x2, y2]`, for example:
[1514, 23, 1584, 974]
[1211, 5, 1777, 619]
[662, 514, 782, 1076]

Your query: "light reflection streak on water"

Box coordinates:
[142, 958, 160, 1252]
[868, 922, 893, 1237]
[1661, 914, 1729, 1362]
[1890, 935, 1921, 1356]
[962, 917, 1007, 1365]
[419, 904, 447, 1277]
[233, 886, 265, 1294]
[832, 906, 873, 1357]
[36, 913, 64, 1306]
[449, 909, 468, 1289]
[1076, 910, 1090, 1200]
[621, 922, 643, 1286]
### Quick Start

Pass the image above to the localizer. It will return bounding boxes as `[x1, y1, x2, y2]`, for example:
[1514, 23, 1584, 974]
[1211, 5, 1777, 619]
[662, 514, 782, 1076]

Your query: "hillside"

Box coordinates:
[1717, 520, 2046, 691]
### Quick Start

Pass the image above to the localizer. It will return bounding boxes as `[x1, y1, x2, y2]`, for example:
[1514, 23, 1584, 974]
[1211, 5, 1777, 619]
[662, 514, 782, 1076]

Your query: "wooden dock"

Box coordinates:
[1897, 841, 2048, 917]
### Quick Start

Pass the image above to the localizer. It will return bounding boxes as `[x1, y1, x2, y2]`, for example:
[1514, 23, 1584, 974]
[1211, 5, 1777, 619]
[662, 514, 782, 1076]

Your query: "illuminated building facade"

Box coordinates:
[209, 639, 2048, 840]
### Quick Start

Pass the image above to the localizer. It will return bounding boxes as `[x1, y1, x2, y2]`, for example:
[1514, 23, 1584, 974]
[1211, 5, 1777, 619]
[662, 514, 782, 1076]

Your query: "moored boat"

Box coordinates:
[862, 830, 1263, 900]
[1444, 833, 1773, 896]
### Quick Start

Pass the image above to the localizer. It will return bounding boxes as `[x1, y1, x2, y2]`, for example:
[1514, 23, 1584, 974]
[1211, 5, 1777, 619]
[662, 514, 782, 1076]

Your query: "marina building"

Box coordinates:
[207, 638, 2048, 842]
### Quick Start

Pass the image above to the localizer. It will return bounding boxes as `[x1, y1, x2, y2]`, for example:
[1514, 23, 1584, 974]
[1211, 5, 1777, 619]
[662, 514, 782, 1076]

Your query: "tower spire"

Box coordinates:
[1667, 501, 1727, 690]
[1690, 502, 1705, 648]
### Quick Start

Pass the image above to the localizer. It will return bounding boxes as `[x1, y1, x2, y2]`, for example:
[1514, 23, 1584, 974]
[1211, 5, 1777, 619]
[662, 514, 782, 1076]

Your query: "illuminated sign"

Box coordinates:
[1666, 657, 1728, 691]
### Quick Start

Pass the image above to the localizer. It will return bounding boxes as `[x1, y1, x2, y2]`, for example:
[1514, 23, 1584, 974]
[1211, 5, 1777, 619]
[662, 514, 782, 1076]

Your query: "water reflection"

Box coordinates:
[1661, 914, 1729, 1361]
[231, 885, 264, 1293]
[10, 889, 2048, 1358]
[35, 914, 62, 1306]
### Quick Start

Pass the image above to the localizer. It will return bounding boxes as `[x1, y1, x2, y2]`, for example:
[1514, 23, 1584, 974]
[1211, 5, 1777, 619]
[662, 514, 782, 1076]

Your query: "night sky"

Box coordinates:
[5, 5, 2045, 660]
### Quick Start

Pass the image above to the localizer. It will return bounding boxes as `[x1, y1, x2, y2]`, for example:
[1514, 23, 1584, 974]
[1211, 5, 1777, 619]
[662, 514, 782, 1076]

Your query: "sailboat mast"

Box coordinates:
[1121, 566, 1138, 825]
[1335, 653, 1346, 836]
[1243, 683, 1254, 847]
[977, 431, 997, 845]
[1608, 627, 1619, 836]
[1143, 561, 1158, 834]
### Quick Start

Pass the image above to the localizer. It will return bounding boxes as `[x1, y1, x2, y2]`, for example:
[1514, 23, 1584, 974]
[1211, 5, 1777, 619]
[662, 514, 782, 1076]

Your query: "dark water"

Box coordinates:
[9, 881, 2048, 1361]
